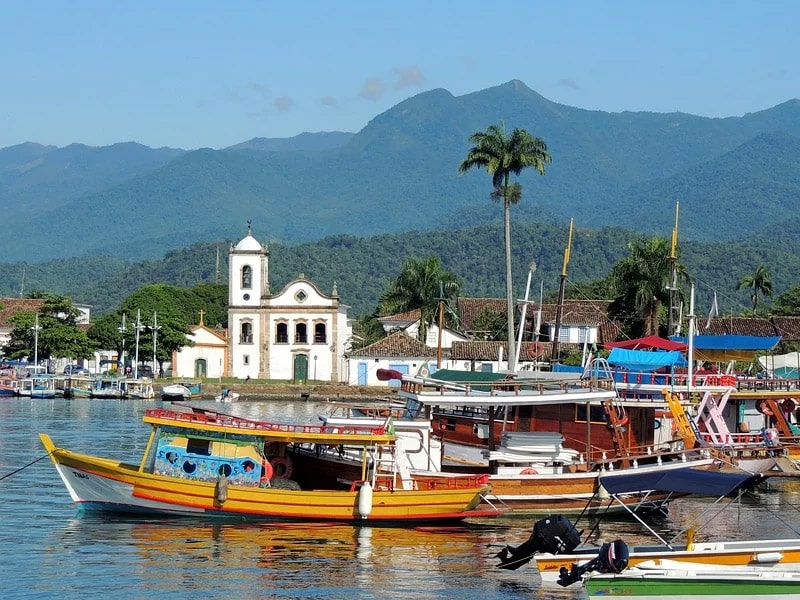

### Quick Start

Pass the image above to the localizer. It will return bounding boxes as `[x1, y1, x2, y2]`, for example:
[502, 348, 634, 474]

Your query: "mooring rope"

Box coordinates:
[0, 453, 50, 482]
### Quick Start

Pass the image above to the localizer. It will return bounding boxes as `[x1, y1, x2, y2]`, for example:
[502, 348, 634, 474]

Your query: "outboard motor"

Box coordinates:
[557, 539, 629, 587]
[496, 515, 582, 570]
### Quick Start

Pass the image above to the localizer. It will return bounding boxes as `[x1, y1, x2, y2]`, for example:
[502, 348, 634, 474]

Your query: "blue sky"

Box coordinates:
[2, 1, 797, 150]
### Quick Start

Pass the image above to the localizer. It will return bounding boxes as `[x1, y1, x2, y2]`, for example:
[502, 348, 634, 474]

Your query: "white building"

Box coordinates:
[227, 225, 351, 383]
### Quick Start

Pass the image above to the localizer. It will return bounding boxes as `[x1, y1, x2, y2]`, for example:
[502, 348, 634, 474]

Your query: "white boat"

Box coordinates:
[214, 389, 240, 402]
[160, 381, 202, 401]
[18, 375, 56, 398]
[125, 379, 155, 400]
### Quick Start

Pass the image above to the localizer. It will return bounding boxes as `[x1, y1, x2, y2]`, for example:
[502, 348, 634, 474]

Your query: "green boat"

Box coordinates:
[585, 559, 800, 599]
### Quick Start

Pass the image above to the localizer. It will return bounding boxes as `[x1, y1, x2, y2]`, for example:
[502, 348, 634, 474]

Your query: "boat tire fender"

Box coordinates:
[270, 456, 293, 479]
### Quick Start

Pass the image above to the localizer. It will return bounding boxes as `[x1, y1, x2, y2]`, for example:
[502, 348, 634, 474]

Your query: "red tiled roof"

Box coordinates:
[347, 331, 436, 358]
[772, 317, 800, 341]
[703, 316, 779, 337]
[0, 298, 45, 328]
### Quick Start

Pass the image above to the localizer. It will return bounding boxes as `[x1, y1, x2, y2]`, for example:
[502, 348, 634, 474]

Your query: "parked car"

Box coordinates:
[63, 365, 91, 375]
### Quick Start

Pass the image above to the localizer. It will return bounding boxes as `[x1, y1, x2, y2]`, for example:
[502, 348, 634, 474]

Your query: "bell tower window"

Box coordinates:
[241, 265, 252, 289]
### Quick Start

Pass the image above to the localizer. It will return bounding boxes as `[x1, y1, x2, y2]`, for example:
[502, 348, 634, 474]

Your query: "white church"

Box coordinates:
[225, 224, 351, 383]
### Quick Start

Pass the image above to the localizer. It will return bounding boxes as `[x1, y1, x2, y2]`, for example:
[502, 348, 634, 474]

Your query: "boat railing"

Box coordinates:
[399, 375, 610, 397]
[145, 407, 389, 437]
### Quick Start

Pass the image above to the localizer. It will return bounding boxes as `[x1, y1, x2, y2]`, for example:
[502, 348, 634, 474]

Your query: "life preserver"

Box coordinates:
[438, 420, 448, 432]
[527, 342, 544, 359]
[260, 458, 273, 484]
[782, 398, 797, 414]
[653, 419, 662, 430]
[607, 406, 628, 428]
[520, 467, 538, 475]
[270, 456, 293, 479]
[756, 400, 774, 417]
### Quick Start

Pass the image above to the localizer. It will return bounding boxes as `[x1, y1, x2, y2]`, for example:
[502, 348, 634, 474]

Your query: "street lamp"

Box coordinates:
[314, 355, 318, 381]
[133, 309, 144, 378]
[149, 312, 161, 378]
[31, 314, 41, 368]
[118, 313, 127, 374]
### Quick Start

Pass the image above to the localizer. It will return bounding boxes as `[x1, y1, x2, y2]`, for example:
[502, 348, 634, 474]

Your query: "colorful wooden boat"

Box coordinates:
[39, 406, 499, 523]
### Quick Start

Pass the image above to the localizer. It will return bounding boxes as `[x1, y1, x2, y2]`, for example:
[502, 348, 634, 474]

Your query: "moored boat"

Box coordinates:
[39, 406, 500, 523]
[160, 380, 202, 401]
[214, 388, 240, 403]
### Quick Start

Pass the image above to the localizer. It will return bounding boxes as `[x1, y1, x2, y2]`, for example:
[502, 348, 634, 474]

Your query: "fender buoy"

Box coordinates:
[520, 467, 538, 475]
[757, 400, 774, 417]
[527, 342, 544, 359]
[653, 419, 662, 430]
[260, 458, 274, 485]
[270, 456, 293, 479]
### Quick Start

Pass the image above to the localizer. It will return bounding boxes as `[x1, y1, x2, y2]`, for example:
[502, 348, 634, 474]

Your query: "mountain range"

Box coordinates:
[2, 80, 799, 265]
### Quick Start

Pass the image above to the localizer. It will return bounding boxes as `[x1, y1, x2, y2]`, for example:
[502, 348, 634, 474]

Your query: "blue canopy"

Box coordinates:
[670, 335, 781, 361]
[599, 467, 759, 497]
[607, 348, 687, 372]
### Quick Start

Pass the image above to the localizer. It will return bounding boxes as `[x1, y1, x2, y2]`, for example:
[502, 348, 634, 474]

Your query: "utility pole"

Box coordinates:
[119, 313, 127, 373]
[667, 201, 680, 337]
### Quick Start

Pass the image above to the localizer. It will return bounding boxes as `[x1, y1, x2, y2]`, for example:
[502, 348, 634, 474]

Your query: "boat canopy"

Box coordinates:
[670, 334, 781, 362]
[606, 348, 687, 372]
[599, 467, 759, 497]
[605, 335, 687, 352]
[758, 351, 800, 378]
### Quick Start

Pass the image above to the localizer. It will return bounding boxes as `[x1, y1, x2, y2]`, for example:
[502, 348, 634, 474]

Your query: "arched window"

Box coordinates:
[314, 322, 327, 344]
[275, 322, 288, 344]
[294, 322, 308, 344]
[240, 321, 253, 344]
[241, 265, 252, 289]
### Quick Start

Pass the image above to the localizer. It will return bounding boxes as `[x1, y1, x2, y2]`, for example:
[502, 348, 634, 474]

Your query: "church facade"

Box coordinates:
[227, 227, 351, 383]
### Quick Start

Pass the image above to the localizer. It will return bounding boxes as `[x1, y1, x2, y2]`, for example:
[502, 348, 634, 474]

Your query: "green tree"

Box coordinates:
[378, 257, 460, 341]
[458, 121, 551, 369]
[738, 263, 773, 312]
[609, 236, 689, 338]
[471, 306, 507, 341]
[350, 313, 386, 350]
[773, 284, 800, 316]
[4, 295, 94, 364]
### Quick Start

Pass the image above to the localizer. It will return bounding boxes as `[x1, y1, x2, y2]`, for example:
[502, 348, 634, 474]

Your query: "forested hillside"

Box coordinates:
[1, 220, 798, 320]
[1, 81, 799, 263]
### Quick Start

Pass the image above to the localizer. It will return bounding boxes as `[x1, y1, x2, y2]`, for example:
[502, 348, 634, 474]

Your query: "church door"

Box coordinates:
[195, 359, 207, 378]
[293, 354, 308, 383]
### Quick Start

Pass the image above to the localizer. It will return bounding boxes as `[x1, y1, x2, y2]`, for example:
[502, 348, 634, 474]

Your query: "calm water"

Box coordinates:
[2, 398, 800, 600]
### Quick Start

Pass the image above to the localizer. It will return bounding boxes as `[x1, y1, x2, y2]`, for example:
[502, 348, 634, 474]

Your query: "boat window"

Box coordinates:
[186, 438, 212, 457]
[218, 464, 232, 477]
[574, 405, 607, 424]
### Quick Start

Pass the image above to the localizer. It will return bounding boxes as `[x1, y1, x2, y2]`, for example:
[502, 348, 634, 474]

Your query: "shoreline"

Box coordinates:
[163, 381, 397, 403]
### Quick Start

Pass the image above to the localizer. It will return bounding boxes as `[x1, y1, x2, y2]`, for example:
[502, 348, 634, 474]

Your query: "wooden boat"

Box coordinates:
[90, 375, 126, 399]
[396, 370, 718, 515]
[160, 381, 202, 401]
[583, 559, 800, 599]
[18, 374, 57, 398]
[63, 375, 95, 399]
[39, 406, 500, 523]
[0, 377, 21, 396]
[125, 378, 155, 400]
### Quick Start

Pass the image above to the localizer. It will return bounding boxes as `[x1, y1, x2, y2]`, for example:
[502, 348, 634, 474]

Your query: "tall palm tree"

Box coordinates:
[738, 263, 773, 311]
[458, 122, 550, 369]
[609, 236, 689, 337]
[379, 256, 460, 341]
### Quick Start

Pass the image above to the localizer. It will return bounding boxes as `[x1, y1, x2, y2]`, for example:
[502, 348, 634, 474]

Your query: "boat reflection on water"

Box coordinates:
[54, 517, 503, 597]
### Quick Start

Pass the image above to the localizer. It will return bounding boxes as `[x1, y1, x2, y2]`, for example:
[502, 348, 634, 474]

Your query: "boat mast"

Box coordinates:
[667, 201, 680, 336]
[551, 218, 573, 365]
[513, 261, 536, 372]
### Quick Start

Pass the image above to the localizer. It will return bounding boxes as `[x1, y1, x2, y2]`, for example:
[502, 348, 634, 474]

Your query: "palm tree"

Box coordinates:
[609, 236, 689, 337]
[458, 122, 550, 369]
[738, 263, 773, 311]
[379, 256, 460, 341]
